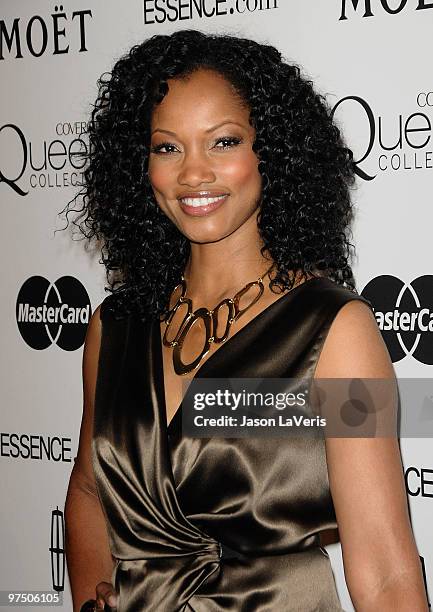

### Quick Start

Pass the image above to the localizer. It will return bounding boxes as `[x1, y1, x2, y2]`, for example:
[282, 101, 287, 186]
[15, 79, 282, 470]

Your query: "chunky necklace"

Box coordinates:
[162, 262, 276, 375]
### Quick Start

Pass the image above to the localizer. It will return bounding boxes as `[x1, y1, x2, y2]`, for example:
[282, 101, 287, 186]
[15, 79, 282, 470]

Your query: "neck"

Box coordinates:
[182, 220, 273, 304]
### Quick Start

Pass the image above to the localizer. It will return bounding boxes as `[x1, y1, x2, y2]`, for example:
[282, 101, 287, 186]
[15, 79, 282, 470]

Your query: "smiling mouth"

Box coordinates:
[179, 195, 228, 208]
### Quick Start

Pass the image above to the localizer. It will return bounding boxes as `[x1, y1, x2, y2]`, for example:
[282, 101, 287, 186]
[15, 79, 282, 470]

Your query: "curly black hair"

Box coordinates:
[60, 28, 358, 321]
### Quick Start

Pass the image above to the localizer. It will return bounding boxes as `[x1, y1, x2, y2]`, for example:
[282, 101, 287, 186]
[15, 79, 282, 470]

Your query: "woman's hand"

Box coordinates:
[95, 581, 119, 610]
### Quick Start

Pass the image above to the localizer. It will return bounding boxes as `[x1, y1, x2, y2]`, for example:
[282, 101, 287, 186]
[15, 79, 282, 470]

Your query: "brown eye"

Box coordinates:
[214, 136, 242, 149]
[150, 142, 178, 155]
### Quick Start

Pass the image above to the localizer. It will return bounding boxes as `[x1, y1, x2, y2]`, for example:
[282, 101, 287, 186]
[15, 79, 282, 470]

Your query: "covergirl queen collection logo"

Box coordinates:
[0, 121, 88, 196]
[331, 91, 433, 180]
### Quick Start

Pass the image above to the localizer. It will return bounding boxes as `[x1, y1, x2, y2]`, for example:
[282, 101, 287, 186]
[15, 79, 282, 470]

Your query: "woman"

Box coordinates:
[64, 29, 428, 611]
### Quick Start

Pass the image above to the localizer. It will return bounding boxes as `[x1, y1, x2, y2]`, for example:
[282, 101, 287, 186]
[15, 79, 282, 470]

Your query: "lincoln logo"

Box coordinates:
[50, 506, 65, 592]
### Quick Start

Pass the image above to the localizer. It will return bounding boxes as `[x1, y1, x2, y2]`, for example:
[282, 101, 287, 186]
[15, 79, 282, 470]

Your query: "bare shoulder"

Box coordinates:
[71, 302, 104, 494]
[83, 303, 103, 360]
[314, 297, 394, 380]
[310, 299, 424, 603]
[82, 301, 105, 413]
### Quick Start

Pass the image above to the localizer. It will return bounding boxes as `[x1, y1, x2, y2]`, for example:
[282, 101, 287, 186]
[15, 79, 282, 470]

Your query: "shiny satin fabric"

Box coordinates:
[91, 277, 373, 611]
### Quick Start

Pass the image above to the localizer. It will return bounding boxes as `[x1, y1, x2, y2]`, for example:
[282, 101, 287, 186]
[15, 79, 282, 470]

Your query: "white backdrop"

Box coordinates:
[1, 1, 431, 609]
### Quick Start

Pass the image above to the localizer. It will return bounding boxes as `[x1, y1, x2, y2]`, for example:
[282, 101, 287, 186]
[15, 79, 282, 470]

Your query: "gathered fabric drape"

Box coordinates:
[92, 277, 372, 611]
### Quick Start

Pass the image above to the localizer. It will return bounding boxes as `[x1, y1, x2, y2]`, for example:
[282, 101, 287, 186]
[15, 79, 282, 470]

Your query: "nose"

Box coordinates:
[177, 148, 216, 187]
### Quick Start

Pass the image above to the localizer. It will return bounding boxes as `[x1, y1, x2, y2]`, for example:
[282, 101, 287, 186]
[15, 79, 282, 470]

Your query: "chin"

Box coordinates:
[177, 217, 234, 244]
[184, 229, 230, 244]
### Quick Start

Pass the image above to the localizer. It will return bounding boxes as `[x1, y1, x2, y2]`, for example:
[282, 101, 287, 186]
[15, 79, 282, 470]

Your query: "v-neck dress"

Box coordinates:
[91, 276, 373, 611]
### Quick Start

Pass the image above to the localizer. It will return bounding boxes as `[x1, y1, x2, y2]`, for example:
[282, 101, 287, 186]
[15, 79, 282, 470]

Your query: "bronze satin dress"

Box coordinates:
[91, 276, 373, 611]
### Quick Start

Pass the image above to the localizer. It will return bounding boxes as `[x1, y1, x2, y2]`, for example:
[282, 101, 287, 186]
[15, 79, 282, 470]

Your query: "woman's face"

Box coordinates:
[148, 68, 262, 244]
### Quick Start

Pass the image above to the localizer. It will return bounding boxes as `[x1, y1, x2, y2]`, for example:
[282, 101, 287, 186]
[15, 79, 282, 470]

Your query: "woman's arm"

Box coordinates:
[65, 305, 118, 611]
[314, 300, 429, 611]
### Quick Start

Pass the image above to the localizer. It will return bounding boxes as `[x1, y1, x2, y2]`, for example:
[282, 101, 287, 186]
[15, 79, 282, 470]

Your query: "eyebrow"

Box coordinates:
[151, 120, 246, 136]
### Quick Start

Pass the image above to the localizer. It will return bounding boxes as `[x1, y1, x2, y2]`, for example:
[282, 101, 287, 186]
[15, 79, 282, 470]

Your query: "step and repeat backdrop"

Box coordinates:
[1, 1, 432, 609]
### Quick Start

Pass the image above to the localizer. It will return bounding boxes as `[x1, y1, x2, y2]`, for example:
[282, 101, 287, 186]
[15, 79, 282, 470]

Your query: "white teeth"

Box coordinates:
[180, 195, 227, 207]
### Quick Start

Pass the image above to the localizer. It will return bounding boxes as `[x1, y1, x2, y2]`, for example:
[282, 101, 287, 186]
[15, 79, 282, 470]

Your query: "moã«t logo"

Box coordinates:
[16, 276, 91, 351]
[0, 8, 92, 60]
[339, 0, 433, 20]
[361, 275, 433, 365]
